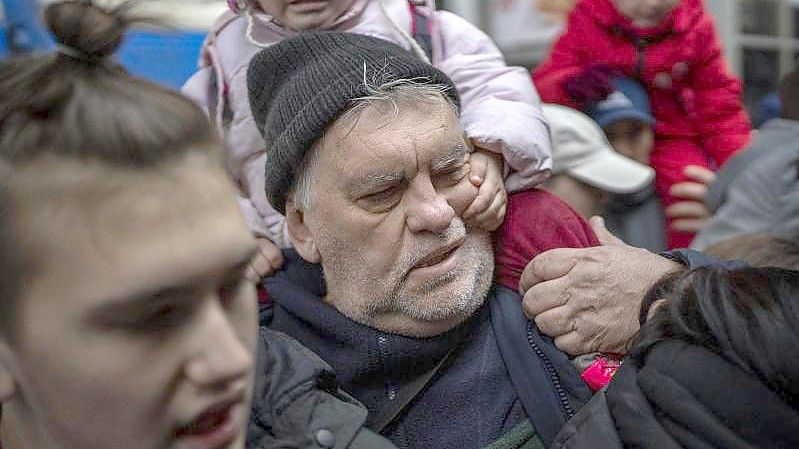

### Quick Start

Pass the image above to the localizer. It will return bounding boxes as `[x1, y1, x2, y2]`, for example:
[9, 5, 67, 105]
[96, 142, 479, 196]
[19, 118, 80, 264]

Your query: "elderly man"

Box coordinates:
[247, 32, 592, 449]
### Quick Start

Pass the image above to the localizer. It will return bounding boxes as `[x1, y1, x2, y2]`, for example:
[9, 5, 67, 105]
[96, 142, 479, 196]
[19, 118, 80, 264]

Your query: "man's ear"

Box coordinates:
[0, 341, 17, 401]
[285, 200, 321, 264]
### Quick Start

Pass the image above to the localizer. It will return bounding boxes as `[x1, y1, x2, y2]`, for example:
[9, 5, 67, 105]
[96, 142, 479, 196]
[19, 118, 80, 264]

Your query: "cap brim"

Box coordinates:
[569, 147, 655, 194]
[595, 110, 655, 129]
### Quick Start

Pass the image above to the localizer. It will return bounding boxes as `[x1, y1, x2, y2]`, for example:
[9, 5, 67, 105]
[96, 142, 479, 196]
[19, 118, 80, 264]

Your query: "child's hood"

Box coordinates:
[576, 0, 706, 36]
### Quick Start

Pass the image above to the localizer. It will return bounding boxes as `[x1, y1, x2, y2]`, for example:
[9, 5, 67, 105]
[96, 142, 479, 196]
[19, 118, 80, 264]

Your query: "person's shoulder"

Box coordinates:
[676, 0, 718, 37]
[210, 14, 272, 77]
[251, 328, 399, 449]
[501, 189, 600, 249]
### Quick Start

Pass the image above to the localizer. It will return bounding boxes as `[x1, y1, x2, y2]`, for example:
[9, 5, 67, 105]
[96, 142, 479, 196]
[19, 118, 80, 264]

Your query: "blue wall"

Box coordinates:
[117, 30, 206, 89]
[0, 26, 205, 89]
[0, 27, 7, 57]
[1, 0, 206, 88]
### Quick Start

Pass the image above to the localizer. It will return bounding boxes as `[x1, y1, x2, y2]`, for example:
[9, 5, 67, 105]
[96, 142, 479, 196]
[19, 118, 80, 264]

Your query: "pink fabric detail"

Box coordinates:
[581, 355, 622, 392]
[227, 0, 245, 14]
[409, 2, 418, 34]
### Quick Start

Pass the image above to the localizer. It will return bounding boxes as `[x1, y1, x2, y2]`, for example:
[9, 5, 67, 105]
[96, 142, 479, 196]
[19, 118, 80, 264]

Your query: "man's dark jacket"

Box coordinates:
[258, 250, 592, 449]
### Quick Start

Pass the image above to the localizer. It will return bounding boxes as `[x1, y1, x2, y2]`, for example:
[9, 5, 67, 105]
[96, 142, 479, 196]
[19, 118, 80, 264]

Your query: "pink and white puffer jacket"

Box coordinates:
[183, 0, 552, 246]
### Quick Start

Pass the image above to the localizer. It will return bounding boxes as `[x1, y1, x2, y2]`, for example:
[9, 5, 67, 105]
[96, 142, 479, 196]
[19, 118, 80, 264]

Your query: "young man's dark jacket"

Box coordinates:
[248, 327, 398, 449]
[258, 250, 593, 449]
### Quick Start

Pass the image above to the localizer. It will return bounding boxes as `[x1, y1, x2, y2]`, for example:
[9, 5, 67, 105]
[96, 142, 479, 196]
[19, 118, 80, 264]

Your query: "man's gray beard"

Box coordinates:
[363, 225, 495, 324]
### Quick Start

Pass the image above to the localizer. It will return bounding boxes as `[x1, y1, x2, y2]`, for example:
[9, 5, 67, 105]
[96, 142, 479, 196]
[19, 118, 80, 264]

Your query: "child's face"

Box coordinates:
[605, 119, 654, 165]
[257, 0, 354, 31]
[612, 0, 680, 28]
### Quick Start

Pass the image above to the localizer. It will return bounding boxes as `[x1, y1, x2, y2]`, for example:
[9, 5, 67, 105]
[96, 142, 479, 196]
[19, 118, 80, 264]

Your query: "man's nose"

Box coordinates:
[405, 178, 455, 233]
[185, 299, 253, 388]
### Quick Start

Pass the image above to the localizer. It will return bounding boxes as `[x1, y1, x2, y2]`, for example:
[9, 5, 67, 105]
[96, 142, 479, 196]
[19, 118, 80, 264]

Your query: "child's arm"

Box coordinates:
[462, 147, 507, 231]
[494, 189, 600, 292]
[688, 14, 752, 166]
[434, 11, 552, 192]
[183, 63, 291, 249]
[531, 4, 592, 107]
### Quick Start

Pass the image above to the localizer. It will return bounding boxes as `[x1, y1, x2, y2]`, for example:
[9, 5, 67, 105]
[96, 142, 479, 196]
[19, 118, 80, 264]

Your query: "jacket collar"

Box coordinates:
[264, 250, 478, 416]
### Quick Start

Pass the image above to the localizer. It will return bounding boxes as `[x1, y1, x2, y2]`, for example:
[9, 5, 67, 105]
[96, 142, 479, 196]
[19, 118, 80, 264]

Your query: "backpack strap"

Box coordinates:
[370, 347, 456, 432]
[408, 1, 434, 63]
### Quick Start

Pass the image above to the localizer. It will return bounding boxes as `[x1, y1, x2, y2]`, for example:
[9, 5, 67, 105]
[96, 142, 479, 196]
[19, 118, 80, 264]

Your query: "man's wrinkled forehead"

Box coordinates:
[322, 95, 462, 158]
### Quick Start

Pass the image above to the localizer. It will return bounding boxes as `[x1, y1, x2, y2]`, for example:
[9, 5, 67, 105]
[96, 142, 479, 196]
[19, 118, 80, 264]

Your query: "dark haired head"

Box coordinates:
[0, 0, 219, 336]
[634, 267, 799, 405]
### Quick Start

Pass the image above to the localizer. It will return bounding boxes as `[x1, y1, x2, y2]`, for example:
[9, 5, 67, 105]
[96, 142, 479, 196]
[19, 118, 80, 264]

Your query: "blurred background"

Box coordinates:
[0, 0, 794, 125]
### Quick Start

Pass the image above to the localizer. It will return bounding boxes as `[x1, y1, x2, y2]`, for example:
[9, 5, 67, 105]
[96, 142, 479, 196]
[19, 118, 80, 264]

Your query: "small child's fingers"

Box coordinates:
[462, 188, 493, 220]
[473, 190, 508, 231]
[670, 218, 707, 233]
[683, 165, 716, 185]
[669, 181, 707, 202]
[246, 253, 277, 282]
[469, 158, 488, 187]
[665, 201, 709, 219]
[246, 238, 284, 281]
[263, 246, 284, 269]
[470, 173, 485, 187]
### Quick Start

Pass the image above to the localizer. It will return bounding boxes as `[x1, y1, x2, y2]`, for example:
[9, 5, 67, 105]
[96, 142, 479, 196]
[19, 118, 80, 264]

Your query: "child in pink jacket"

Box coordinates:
[183, 0, 552, 274]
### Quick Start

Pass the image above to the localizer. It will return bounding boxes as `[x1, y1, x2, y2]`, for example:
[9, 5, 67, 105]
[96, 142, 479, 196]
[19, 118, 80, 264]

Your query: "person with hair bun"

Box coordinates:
[0, 2, 398, 449]
[0, 2, 258, 448]
[552, 265, 799, 449]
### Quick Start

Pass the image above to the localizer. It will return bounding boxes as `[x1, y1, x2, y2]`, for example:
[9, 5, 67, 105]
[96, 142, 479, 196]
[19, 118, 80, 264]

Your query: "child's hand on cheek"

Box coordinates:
[246, 237, 284, 282]
[462, 148, 507, 231]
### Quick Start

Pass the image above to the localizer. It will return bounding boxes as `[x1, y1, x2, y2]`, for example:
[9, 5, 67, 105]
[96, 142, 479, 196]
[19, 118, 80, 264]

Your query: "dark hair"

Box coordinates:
[778, 67, 799, 121]
[704, 233, 799, 271]
[0, 0, 219, 336]
[633, 267, 799, 404]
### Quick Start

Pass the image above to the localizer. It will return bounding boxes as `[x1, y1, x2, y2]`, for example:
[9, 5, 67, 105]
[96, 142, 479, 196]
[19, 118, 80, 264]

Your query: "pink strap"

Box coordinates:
[580, 355, 622, 392]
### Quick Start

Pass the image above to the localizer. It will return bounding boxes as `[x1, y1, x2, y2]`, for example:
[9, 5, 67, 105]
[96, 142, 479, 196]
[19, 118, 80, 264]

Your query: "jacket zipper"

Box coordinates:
[526, 321, 575, 419]
[377, 333, 398, 400]
[634, 37, 648, 81]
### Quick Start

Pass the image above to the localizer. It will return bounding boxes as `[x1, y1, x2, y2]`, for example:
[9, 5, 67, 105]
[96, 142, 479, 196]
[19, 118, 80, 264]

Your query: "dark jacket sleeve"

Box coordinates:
[248, 328, 398, 449]
[661, 249, 749, 270]
[550, 390, 623, 449]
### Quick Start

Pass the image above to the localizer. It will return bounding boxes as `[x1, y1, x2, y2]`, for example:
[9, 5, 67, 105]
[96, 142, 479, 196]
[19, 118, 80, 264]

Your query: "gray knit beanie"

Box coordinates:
[247, 31, 460, 214]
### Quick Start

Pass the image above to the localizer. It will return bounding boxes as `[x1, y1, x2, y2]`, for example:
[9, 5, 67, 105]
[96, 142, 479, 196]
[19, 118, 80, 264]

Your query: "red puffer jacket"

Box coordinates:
[533, 0, 751, 166]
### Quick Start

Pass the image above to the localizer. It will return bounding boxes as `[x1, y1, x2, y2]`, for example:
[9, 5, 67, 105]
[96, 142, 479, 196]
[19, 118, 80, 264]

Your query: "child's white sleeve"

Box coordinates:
[182, 67, 213, 115]
[183, 66, 291, 247]
[434, 10, 552, 192]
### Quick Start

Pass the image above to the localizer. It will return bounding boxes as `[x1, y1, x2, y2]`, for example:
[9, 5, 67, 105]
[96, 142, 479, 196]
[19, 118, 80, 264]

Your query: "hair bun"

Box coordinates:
[44, 1, 129, 61]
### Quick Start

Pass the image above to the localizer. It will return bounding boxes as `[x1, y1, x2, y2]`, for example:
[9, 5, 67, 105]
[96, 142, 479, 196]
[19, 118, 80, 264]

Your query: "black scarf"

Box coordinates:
[606, 340, 799, 449]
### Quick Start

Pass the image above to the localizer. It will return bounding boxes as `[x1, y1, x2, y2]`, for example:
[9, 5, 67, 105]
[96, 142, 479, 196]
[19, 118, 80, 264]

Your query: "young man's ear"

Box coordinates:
[0, 342, 17, 402]
[285, 200, 321, 264]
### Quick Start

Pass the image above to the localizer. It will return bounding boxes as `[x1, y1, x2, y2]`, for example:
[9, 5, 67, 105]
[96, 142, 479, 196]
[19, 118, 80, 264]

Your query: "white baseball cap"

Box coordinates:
[542, 104, 655, 194]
